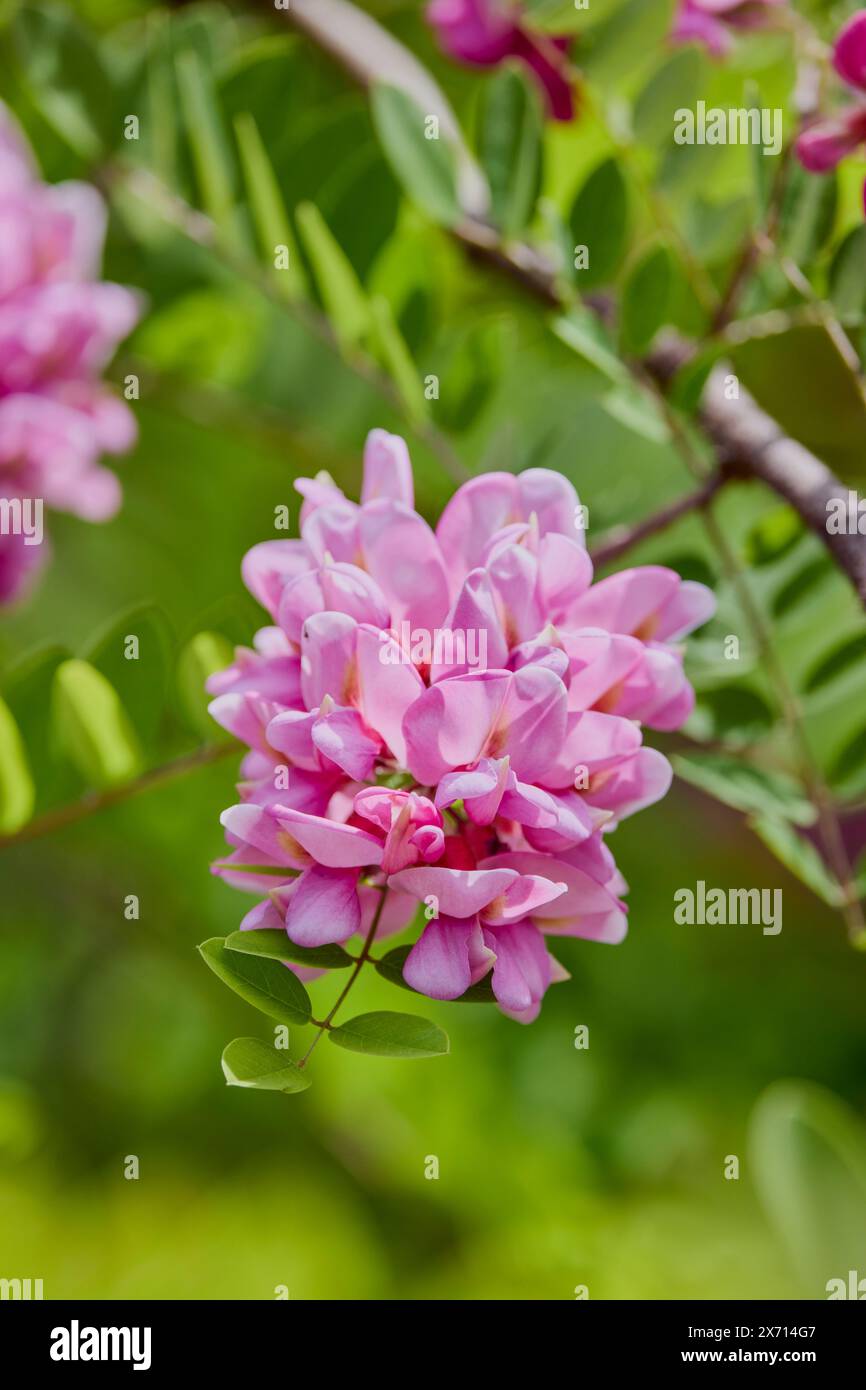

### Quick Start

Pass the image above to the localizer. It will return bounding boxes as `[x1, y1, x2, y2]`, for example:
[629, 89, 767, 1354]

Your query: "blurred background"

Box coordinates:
[1, 0, 866, 1300]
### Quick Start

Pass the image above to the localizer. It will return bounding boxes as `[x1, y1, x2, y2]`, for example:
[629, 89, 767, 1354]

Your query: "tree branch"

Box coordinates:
[0, 742, 236, 851]
[589, 471, 728, 568]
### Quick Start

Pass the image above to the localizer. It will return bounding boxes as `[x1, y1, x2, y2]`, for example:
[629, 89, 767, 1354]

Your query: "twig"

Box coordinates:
[0, 741, 237, 851]
[645, 381, 866, 945]
[297, 885, 388, 1068]
[589, 471, 729, 568]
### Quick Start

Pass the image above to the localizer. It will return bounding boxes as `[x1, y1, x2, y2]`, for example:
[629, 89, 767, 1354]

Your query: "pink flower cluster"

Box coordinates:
[426, 0, 575, 121]
[672, 0, 784, 57]
[0, 104, 140, 603]
[211, 431, 714, 1022]
[796, 12, 866, 213]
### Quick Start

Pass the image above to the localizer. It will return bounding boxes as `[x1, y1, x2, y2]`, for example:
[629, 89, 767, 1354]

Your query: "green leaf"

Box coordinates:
[780, 165, 837, 267]
[368, 295, 428, 423]
[829, 724, 866, 800]
[729, 316, 866, 479]
[0, 696, 35, 836]
[748, 815, 843, 908]
[582, 0, 675, 82]
[176, 630, 235, 739]
[634, 48, 703, 148]
[829, 224, 866, 322]
[198, 937, 312, 1026]
[134, 289, 266, 388]
[83, 605, 172, 752]
[480, 63, 543, 238]
[601, 384, 670, 443]
[771, 556, 834, 619]
[52, 659, 143, 790]
[376, 945, 496, 1003]
[225, 929, 354, 970]
[689, 685, 774, 744]
[743, 507, 805, 567]
[328, 1010, 449, 1058]
[568, 157, 629, 289]
[803, 633, 866, 694]
[552, 310, 629, 385]
[370, 84, 461, 227]
[221, 1037, 310, 1093]
[14, 1, 117, 158]
[233, 111, 306, 299]
[673, 752, 815, 827]
[621, 243, 673, 354]
[2, 644, 76, 811]
[295, 201, 370, 352]
[435, 320, 503, 432]
[176, 47, 240, 245]
[749, 1081, 866, 1292]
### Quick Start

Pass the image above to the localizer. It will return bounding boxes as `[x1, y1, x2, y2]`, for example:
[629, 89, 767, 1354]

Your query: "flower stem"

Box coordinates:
[297, 886, 388, 1069]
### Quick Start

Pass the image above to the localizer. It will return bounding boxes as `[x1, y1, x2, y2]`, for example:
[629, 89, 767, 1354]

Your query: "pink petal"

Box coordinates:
[285, 864, 361, 945]
[834, 11, 866, 91]
[481, 849, 627, 943]
[271, 805, 383, 868]
[300, 611, 357, 710]
[361, 428, 414, 507]
[388, 864, 518, 917]
[403, 669, 511, 784]
[241, 539, 313, 619]
[355, 623, 425, 767]
[358, 499, 451, 631]
[430, 567, 509, 680]
[488, 665, 568, 783]
[435, 755, 509, 824]
[311, 705, 381, 780]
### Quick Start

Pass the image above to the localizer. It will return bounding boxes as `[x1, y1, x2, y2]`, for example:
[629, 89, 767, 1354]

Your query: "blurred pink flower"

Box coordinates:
[796, 12, 866, 213]
[0, 103, 140, 604]
[672, 0, 786, 58]
[211, 430, 714, 1023]
[427, 0, 576, 120]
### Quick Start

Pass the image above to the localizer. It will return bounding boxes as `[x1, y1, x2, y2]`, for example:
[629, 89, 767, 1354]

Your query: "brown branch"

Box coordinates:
[0, 742, 236, 851]
[589, 472, 728, 568]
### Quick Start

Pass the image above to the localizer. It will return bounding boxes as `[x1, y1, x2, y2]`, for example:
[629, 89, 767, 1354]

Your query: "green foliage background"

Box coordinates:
[1, 0, 866, 1299]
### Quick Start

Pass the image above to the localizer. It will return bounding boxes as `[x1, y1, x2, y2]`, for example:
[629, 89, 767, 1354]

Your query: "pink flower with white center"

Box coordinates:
[671, 0, 785, 58]
[0, 103, 140, 604]
[796, 13, 866, 214]
[211, 428, 714, 1022]
[427, 0, 576, 121]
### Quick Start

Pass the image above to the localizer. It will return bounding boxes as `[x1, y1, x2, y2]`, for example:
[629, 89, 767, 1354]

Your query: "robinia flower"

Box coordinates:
[671, 0, 785, 58]
[210, 430, 714, 1024]
[427, 0, 576, 121]
[0, 103, 140, 604]
[796, 12, 866, 212]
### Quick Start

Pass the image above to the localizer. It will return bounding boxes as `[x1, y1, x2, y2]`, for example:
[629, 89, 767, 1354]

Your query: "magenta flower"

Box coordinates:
[671, 0, 785, 58]
[0, 103, 140, 604]
[427, 0, 576, 121]
[211, 430, 714, 1023]
[796, 13, 866, 212]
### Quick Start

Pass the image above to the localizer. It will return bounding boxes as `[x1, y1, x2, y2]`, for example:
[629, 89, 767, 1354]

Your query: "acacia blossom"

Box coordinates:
[210, 430, 714, 1023]
[671, 0, 785, 58]
[0, 103, 140, 603]
[796, 12, 866, 213]
[426, 0, 576, 120]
